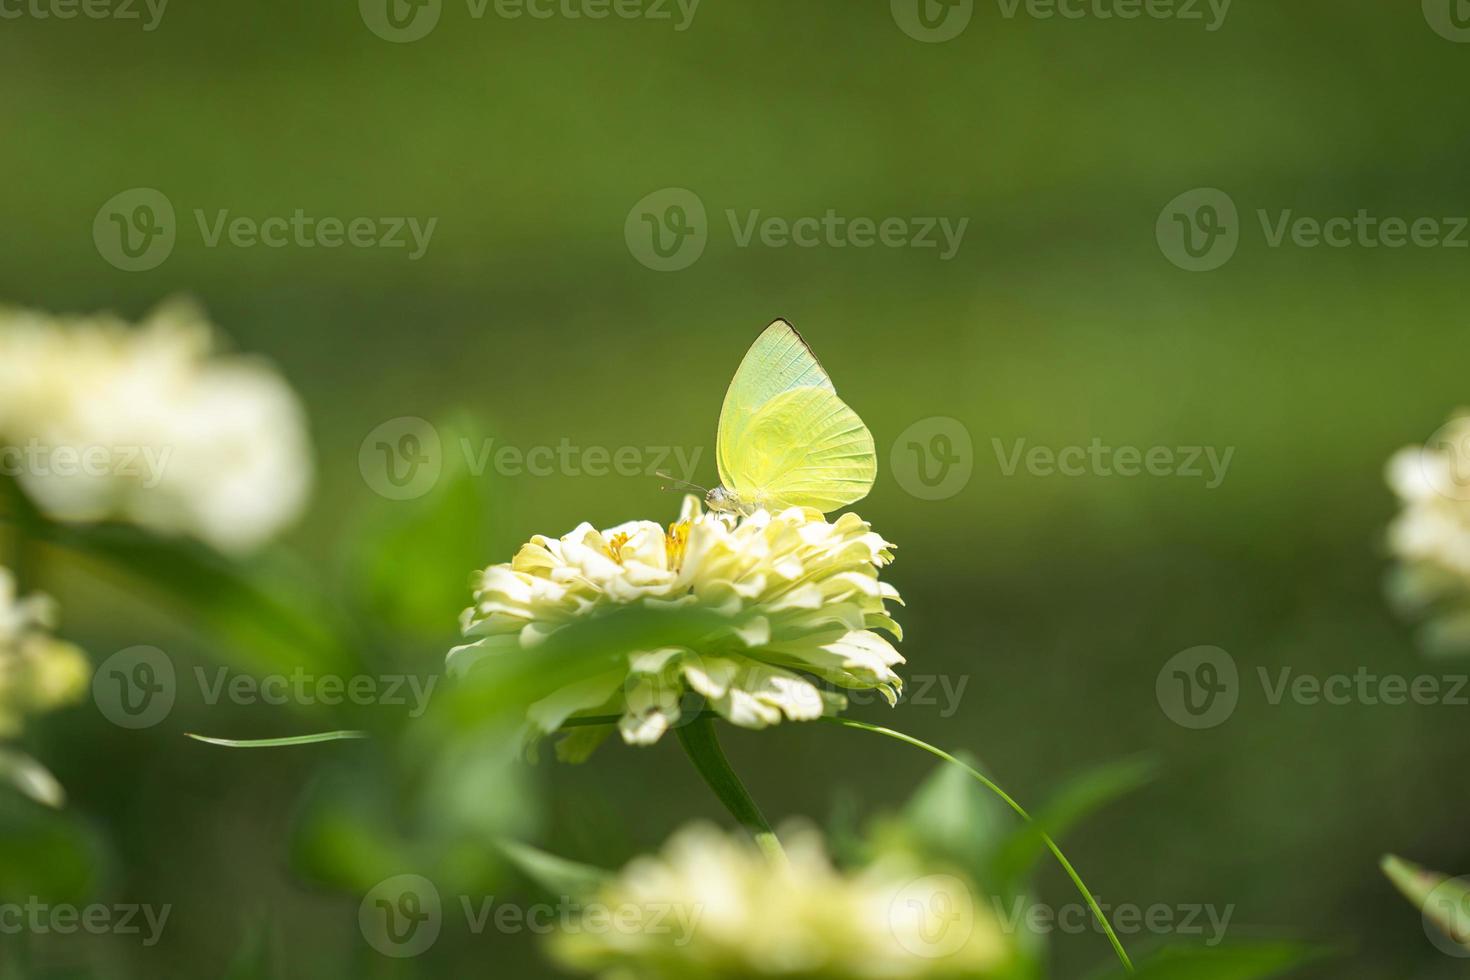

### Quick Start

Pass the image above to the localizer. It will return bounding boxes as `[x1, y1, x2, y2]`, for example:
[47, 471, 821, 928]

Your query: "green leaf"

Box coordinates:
[26, 518, 353, 683]
[1090, 943, 1328, 979]
[347, 416, 498, 641]
[0, 791, 102, 903]
[498, 839, 611, 900]
[429, 603, 731, 733]
[991, 756, 1156, 893]
[291, 725, 533, 895]
[223, 919, 283, 980]
[899, 748, 1012, 880]
[829, 719, 1133, 973]
[677, 715, 786, 866]
[1383, 854, 1470, 950]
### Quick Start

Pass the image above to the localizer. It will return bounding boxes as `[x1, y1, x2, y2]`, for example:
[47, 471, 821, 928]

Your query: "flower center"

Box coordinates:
[665, 521, 690, 570]
[606, 532, 631, 565]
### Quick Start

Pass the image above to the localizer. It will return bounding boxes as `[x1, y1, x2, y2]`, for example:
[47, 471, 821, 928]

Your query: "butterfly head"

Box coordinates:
[705, 485, 757, 515]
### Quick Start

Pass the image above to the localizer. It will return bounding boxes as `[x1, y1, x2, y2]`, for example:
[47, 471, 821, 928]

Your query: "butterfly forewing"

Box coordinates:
[724, 386, 876, 512]
[717, 320, 834, 489]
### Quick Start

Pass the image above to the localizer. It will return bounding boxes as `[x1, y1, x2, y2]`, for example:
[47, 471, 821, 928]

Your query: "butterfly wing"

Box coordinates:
[720, 385, 876, 513]
[717, 320, 833, 491]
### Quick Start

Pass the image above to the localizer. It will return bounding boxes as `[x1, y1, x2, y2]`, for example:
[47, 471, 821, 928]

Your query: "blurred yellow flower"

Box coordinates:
[551, 823, 1012, 980]
[449, 496, 903, 759]
[0, 567, 89, 737]
[0, 299, 313, 553]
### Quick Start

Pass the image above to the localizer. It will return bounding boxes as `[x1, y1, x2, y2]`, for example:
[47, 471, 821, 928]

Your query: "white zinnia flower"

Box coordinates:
[449, 496, 903, 758]
[1386, 414, 1470, 649]
[0, 299, 313, 553]
[0, 567, 89, 738]
[551, 823, 1012, 980]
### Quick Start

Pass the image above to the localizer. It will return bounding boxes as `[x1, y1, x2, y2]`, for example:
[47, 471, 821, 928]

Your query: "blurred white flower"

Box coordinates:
[0, 299, 313, 553]
[551, 823, 1012, 980]
[1386, 413, 1470, 650]
[449, 496, 903, 759]
[0, 566, 89, 738]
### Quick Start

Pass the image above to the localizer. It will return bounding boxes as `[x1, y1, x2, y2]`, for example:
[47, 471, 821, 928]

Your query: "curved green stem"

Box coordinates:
[826, 717, 1133, 974]
[676, 715, 788, 869]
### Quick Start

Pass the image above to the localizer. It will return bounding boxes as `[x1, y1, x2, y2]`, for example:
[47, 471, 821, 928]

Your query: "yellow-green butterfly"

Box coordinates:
[703, 319, 876, 515]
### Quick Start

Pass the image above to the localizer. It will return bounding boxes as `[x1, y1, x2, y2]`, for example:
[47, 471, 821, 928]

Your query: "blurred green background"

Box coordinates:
[3, 1, 1469, 976]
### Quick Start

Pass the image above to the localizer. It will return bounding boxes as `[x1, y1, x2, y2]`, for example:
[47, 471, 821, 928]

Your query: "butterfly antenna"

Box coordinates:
[656, 470, 706, 494]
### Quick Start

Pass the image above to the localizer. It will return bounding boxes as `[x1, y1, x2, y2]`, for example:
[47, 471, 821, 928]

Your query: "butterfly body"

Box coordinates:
[710, 320, 876, 515]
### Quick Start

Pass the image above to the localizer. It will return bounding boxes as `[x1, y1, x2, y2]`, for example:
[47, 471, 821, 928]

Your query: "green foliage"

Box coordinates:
[346, 416, 498, 643]
[1089, 943, 1330, 980]
[290, 725, 534, 896]
[0, 792, 102, 904]
[25, 516, 352, 683]
[499, 839, 612, 901]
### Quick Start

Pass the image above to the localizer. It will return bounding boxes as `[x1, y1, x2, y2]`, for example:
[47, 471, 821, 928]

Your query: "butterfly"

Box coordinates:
[699, 319, 876, 516]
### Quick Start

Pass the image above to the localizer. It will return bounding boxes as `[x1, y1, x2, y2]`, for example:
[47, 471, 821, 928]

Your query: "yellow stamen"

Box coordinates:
[665, 521, 690, 570]
[606, 531, 631, 564]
